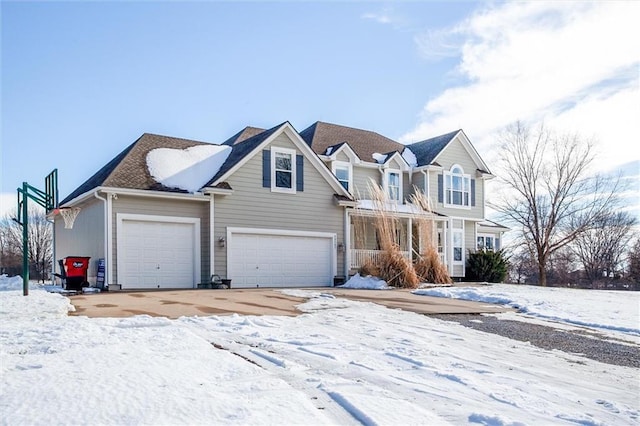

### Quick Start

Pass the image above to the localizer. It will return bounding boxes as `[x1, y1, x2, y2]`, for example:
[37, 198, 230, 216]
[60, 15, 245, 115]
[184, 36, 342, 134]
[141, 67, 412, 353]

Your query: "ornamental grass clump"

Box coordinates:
[410, 189, 452, 285]
[367, 183, 420, 289]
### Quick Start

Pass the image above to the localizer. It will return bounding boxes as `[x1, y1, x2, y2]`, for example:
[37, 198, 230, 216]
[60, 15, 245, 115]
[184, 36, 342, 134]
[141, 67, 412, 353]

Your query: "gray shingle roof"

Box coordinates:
[206, 122, 287, 185]
[406, 130, 460, 167]
[222, 126, 266, 146]
[61, 122, 469, 205]
[300, 121, 404, 163]
[61, 133, 214, 204]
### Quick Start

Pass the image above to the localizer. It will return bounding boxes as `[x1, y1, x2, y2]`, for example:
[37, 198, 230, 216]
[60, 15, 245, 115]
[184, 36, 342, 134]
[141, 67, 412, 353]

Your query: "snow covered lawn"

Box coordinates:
[1, 276, 638, 425]
[414, 284, 640, 341]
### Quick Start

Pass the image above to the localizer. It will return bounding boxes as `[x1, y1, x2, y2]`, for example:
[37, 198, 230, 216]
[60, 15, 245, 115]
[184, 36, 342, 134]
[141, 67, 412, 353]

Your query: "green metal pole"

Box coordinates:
[22, 182, 29, 296]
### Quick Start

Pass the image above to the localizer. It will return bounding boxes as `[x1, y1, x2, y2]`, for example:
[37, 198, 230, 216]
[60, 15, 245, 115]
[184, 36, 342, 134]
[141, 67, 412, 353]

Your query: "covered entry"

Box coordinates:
[227, 228, 336, 288]
[117, 214, 200, 289]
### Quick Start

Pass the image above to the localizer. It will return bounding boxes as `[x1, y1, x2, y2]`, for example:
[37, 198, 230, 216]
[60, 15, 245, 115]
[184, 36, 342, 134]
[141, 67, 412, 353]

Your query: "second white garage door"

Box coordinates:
[228, 229, 335, 288]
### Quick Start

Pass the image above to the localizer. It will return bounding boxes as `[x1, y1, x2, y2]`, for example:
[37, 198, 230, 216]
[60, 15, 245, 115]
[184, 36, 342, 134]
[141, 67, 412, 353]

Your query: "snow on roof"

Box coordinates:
[372, 152, 387, 164]
[146, 145, 231, 193]
[402, 147, 417, 167]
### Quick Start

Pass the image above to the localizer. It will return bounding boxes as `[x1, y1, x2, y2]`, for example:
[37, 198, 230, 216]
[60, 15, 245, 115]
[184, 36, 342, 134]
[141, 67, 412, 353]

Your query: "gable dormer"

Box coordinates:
[371, 151, 411, 202]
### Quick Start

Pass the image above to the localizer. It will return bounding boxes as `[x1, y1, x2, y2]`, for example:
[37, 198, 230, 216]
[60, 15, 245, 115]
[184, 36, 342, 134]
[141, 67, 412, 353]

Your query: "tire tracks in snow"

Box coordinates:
[211, 340, 363, 425]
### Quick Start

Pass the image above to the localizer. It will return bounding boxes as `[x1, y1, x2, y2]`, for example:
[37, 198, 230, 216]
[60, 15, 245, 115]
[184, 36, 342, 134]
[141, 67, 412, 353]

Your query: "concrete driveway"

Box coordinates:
[69, 287, 511, 319]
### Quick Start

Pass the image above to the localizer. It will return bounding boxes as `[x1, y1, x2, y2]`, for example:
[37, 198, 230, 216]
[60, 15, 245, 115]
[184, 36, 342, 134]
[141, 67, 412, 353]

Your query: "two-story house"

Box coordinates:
[301, 122, 508, 279]
[53, 121, 507, 290]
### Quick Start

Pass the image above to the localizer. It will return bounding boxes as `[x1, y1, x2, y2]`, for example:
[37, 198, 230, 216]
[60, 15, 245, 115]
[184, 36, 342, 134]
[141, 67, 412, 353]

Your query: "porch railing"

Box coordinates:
[350, 249, 411, 269]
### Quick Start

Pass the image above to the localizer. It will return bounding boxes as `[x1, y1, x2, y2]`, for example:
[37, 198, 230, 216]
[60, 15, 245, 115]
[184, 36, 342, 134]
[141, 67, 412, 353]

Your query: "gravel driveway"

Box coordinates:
[434, 314, 640, 368]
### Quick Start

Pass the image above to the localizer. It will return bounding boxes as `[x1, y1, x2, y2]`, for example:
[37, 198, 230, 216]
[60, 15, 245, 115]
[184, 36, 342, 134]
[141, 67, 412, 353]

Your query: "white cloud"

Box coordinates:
[0, 193, 18, 219]
[361, 6, 405, 27]
[414, 28, 464, 60]
[362, 11, 392, 24]
[402, 1, 640, 173]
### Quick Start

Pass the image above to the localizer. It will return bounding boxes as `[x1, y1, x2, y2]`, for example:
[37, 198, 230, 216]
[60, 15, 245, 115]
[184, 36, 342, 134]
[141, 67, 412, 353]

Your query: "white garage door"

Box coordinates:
[229, 230, 335, 288]
[119, 218, 198, 289]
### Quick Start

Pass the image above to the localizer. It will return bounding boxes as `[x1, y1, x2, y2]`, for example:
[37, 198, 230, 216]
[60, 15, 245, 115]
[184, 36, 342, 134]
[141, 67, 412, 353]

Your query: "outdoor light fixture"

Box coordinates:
[218, 237, 226, 247]
[337, 242, 344, 252]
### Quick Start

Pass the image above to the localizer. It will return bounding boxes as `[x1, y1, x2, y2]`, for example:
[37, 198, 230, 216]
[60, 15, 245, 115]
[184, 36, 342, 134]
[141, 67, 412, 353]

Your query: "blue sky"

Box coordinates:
[1, 1, 638, 215]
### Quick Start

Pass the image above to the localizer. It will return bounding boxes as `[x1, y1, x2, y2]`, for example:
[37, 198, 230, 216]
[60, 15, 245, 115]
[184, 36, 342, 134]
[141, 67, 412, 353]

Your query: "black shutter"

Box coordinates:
[438, 174, 443, 203]
[471, 179, 476, 206]
[262, 150, 271, 188]
[296, 155, 304, 192]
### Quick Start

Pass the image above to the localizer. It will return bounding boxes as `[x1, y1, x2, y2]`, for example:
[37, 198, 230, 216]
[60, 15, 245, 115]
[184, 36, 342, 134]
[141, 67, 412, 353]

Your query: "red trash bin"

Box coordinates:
[63, 256, 91, 290]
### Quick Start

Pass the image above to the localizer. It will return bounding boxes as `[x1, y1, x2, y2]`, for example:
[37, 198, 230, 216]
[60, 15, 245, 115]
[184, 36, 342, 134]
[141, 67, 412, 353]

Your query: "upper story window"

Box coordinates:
[444, 165, 470, 208]
[332, 161, 352, 192]
[386, 170, 401, 201]
[272, 147, 296, 193]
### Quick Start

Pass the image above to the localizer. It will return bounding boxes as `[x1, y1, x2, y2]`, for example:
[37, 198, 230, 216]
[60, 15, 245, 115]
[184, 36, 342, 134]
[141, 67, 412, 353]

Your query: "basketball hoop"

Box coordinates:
[55, 207, 81, 229]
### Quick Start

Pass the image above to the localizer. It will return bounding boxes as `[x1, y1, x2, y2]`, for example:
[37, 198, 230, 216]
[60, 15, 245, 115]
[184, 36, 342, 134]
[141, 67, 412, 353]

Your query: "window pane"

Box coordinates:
[454, 247, 462, 261]
[477, 237, 484, 250]
[453, 231, 462, 261]
[389, 172, 399, 186]
[453, 232, 462, 246]
[389, 186, 399, 200]
[275, 170, 292, 188]
[452, 191, 462, 205]
[339, 180, 349, 191]
[275, 153, 291, 171]
[336, 168, 349, 181]
[452, 175, 462, 191]
[486, 237, 494, 250]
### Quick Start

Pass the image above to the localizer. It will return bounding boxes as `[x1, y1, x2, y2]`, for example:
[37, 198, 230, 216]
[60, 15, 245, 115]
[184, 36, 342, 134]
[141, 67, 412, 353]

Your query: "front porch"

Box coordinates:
[347, 212, 447, 273]
[350, 249, 411, 270]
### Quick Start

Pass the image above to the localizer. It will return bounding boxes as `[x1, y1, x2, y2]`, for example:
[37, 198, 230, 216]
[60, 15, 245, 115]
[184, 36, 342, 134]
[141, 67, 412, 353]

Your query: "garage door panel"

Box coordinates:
[120, 220, 195, 289]
[230, 231, 333, 288]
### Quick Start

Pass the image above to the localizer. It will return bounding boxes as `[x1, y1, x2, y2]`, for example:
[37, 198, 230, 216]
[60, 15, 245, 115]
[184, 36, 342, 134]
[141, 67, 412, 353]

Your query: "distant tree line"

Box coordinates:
[0, 207, 52, 282]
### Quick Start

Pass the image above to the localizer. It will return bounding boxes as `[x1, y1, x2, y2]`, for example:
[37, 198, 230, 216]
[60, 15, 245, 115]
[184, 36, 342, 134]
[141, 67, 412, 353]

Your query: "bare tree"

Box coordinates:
[493, 122, 617, 287]
[571, 211, 637, 283]
[626, 239, 640, 287]
[0, 208, 53, 282]
[507, 243, 537, 284]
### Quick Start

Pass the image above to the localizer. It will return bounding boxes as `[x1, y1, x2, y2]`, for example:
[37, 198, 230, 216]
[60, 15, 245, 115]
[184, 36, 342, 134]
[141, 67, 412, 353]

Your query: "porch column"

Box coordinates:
[209, 195, 215, 278]
[344, 208, 350, 278]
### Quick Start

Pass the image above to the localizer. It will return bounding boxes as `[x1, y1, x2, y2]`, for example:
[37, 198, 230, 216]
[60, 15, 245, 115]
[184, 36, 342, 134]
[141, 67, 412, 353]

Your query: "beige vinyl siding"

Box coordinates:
[431, 138, 485, 219]
[352, 166, 380, 200]
[54, 199, 105, 284]
[464, 220, 476, 256]
[214, 133, 345, 278]
[334, 151, 351, 162]
[111, 195, 209, 283]
[408, 171, 427, 198]
[403, 171, 413, 202]
[452, 264, 464, 278]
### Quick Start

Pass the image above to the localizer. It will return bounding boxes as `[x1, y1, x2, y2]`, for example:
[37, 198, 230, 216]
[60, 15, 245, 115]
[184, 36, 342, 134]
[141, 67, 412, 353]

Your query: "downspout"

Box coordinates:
[94, 191, 113, 287]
